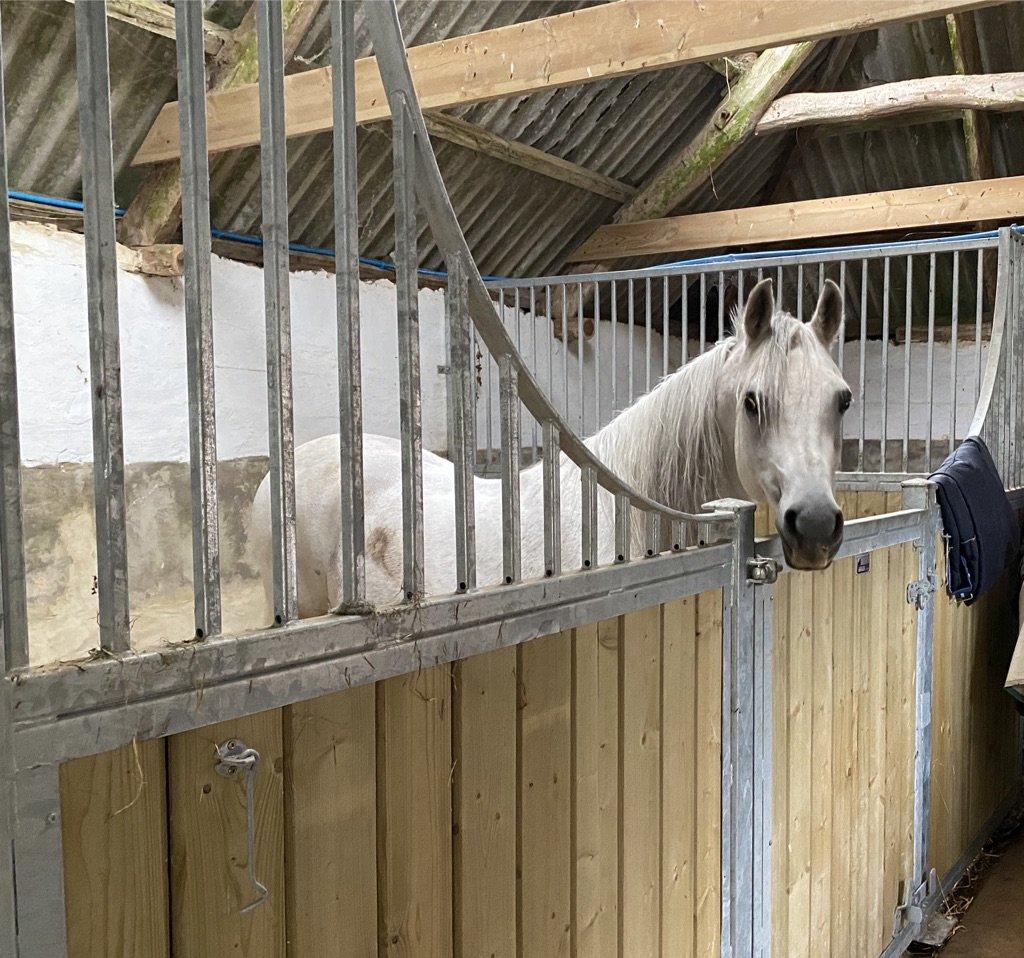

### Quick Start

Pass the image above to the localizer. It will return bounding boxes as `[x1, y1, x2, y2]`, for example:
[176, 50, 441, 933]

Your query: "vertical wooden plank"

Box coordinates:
[453, 647, 517, 958]
[620, 604, 662, 956]
[929, 546, 953, 877]
[661, 597, 697, 957]
[519, 632, 572, 957]
[283, 684, 377, 957]
[61, 740, 170, 958]
[574, 618, 620, 957]
[829, 555, 855, 957]
[695, 590, 722, 958]
[169, 709, 285, 958]
[771, 573, 790, 957]
[786, 570, 813, 958]
[378, 664, 453, 956]
[900, 540, 918, 901]
[809, 564, 833, 952]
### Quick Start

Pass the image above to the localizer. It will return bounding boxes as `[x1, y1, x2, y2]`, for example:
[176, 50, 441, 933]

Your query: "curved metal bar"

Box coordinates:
[362, 2, 731, 530]
[969, 227, 1012, 441]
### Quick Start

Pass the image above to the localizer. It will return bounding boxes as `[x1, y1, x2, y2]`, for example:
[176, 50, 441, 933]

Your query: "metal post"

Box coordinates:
[331, 0, 366, 608]
[499, 354, 521, 584]
[75, 0, 131, 652]
[390, 91, 425, 600]
[256, 0, 298, 624]
[176, 0, 221, 638]
[542, 420, 561, 578]
[704, 497, 765, 958]
[901, 478, 940, 935]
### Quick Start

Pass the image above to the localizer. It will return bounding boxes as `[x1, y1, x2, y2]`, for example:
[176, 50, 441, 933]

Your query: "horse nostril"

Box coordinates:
[783, 508, 798, 535]
[832, 510, 844, 540]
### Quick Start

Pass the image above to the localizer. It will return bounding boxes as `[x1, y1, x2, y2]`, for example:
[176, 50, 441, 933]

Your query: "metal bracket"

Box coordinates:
[906, 573, 938, 610]
[215, 739, 268, 914]
[746, 556, 779, 585]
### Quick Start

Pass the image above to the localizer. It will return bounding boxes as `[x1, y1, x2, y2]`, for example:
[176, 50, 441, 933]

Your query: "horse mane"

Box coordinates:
[588, 309, 814, 513]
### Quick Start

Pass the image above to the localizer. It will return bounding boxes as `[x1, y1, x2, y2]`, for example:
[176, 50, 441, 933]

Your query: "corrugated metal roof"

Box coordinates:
[0, 1, 1018, 286]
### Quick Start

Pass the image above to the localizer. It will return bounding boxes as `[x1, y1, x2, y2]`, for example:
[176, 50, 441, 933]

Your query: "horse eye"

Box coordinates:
[743, 392, 759, 416]
[838, 390, 852, 414]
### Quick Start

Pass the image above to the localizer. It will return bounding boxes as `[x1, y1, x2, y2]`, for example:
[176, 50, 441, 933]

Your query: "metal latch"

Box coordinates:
[215, 739, 268, 914]
[746, 556, 780, 585]
[907, 573, 938, 610]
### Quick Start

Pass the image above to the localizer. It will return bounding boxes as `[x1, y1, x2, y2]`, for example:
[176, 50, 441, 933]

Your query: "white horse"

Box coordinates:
[251, 278, 850, 615]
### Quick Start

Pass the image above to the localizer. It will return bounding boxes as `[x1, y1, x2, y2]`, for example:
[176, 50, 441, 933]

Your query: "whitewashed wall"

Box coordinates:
[11, 223, 986, 467]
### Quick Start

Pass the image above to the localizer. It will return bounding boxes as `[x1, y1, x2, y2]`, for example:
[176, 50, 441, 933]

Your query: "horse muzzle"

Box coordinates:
[779, 501, 844, 571]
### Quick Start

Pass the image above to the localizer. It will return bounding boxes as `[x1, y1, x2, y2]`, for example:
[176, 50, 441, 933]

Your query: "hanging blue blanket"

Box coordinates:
[928, 436, 1020, 605]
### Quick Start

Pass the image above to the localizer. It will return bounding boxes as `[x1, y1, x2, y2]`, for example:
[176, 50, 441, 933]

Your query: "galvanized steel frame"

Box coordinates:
[0, 4, 1019, 957]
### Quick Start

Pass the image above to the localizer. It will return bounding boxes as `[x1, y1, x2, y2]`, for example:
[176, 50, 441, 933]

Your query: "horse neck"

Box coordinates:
[586, 343, 736, 514]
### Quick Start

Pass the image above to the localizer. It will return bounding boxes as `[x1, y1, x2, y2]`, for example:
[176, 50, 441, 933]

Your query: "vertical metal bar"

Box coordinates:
[903, 255, 914, 472]
[857, 259, 868, 471]
[708, 497, 758, 958]
[390, 92, 425, 600]
[644, 511, 661, 558]
[881, 257, 891, 472]
[611, 280, 618, 415]
[718, 269, 726, 340]
[975, 249, 984, 404]
[447, 255, 475, 592]
[14, 762, 68, 957]
[737, 269, 745, 308]
[257, 0, 298, 623]
[628, 279, 635, 402]
[925, 252, 937, 469]
[699, 272, 707, 354]
[0, 18, 27, 673]
[663, 274, 669, 379]
[546, 285, 553, 432]
[562, 285, 569, 422]
[646, 276, 653, 392]
[76, 0, 130, 651]
[776, 265, 783, 311]
[796, 264, 804, 321]
[499, 354, 521, 584]
[594, 282, 601, 429]
[581, 467, 597, 569]
[176, 0, 222, 637]
[578, 282, 585, 434]
[903, 479, 939, 930]
[837, 261, 847, 378]
[614, 493, 630, 563]
[681, 276, 689, 365]
[543, 421, 561, 577]
[530, 286, 539, 461]
[0, 14, 21, 946]
[950, 251, 960, 453]
[486, 302, 494, 465]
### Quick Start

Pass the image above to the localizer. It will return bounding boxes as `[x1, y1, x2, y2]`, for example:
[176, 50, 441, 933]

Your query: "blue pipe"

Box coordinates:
[8, 188, 1020, 283]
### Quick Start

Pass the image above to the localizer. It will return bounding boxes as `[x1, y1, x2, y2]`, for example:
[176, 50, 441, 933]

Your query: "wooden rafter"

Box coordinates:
[131, 0, 1002, 166]
[62, 0, 234, 56]
[757, 72, 1024, 134]
[567, 176, 1024, 261]
[120, 0, 324, 248]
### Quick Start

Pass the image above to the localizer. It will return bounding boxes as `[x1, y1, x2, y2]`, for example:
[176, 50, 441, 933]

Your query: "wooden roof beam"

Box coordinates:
[567, 175, 1024, 261]
[131, 0, 1003, 166]
[62, 0, 234, 56]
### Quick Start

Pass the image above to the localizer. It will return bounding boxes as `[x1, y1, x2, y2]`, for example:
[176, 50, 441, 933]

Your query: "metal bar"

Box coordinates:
[390, 91, 425, 599]
[177, 0, 222, 636]
[594, 282, 601, 429]
[776, 264, 784, 311]
[447, 254, 476, 592]
[330, 0, 365, 606]
[699, 272, 707, 354]
[485, 308, 494, 465]
[0, 18, 20, 943]
[718, 269, 726, 340]
[530, 286, 539, 460]
[578, 281, 585, 433]
[663, 274, 669, 379]
[14, 762, 67, 957]
[857, 258, 868, 471]
[76, 0, 131, 652]
[925, 252, 936, 468]
[681, 276, 689, 365]
[975, 249, 984, 404]
[903, 255, 914, 472]
[499, 354, 521, 584]
[628, 279, 635, 402]
[257, 0, 298, 624]
[881, 257, 891, 472]
[950, 251, 959, 453]
[542, 421, 561, 577]
[614, 493, 630, 563]
[644, 511, 661, 558]
[581, 466, 597, 569]
[611, 280, 618, 415]
[646, 276, 653, 391]
[0, 17, 28, 673]
[562, 284, 569, 422]
[796, 264, 804, 321]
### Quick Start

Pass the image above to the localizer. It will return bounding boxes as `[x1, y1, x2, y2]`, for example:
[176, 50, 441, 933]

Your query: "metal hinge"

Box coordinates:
[746, 556, 780, 585]
[906, 573, 938, 610]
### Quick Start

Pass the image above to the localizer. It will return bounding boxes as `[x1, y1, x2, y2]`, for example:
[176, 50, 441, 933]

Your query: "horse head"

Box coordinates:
[719, 278, 849, 570]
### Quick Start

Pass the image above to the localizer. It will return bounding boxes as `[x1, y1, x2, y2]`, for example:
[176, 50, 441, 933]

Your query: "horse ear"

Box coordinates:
[809, 279, 843, 347]
[742, 278, 774, 345]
